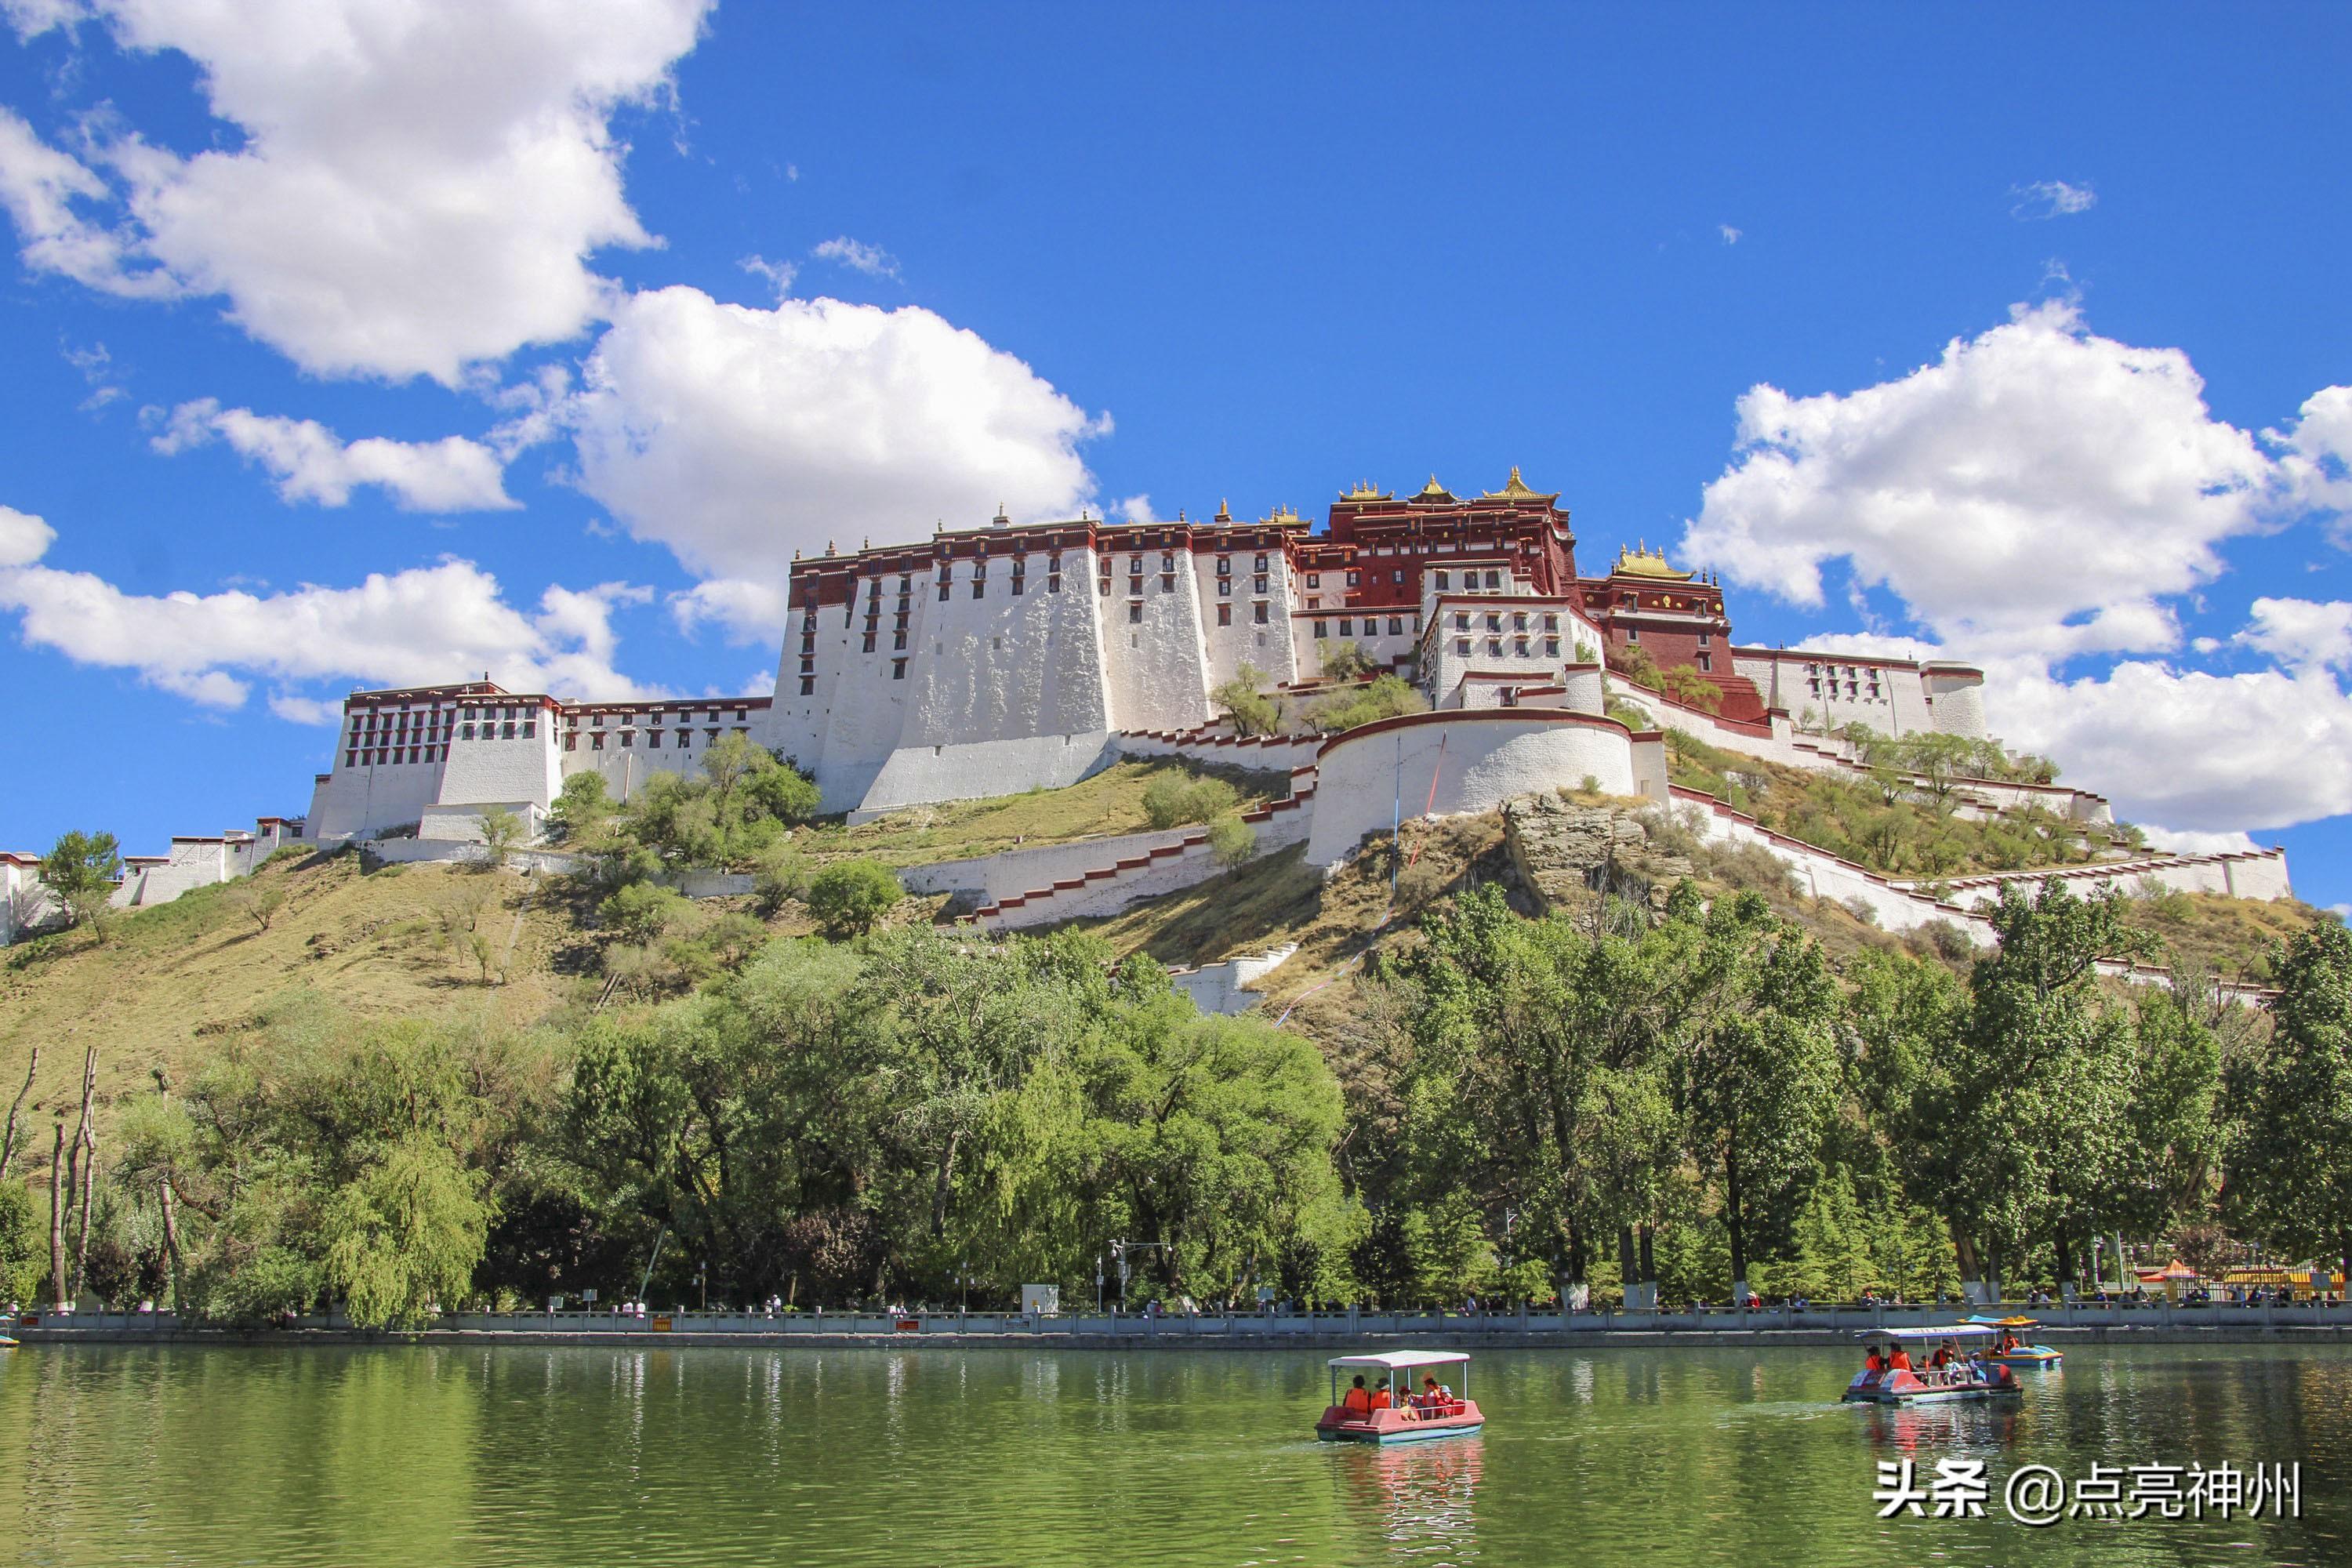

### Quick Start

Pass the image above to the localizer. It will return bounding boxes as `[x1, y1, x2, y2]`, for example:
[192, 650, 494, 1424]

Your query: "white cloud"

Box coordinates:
[563, 285, 1105, 640]
[2234, 597, 2352, 673]
[1718, 224, 1742, 245]
[0, 504, 56, 566]
[266, 693, 345, 725]
[2139, 824, 2260, 855]
[2270, 384, 2352, 522]
[738, 252, 797, 299]
[1111, 493, 1156, 524]
[0, 107, 176, 296]
[811, 235, 898, 279]
[151, 399, 517, 511]
[2011, 180, 2096, 219]
[0, 511, 660, 707]
[0, 0, 712, 384]
[1682, 301, 2288, 661]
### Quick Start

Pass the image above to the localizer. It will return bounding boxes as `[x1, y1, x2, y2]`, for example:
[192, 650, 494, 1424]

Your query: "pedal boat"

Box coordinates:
[1317, 1350, 1483, 1443]
[1842, 1325, 2024, 1405]
[1961, 1315, 2063, 1367]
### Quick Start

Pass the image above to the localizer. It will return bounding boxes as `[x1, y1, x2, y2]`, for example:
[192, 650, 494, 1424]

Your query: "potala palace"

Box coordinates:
[2, 470, 2295, 946]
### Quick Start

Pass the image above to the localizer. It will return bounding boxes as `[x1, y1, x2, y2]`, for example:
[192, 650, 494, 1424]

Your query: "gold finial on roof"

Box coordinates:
[1414, 474, 1456, 502]
[1482, 466, 1561, 502]
[1341, 479, 1392, 502]
[1613, 543, 1693, 582]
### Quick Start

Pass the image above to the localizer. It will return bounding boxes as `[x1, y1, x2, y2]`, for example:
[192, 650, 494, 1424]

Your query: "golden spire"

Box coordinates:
[1414, 474, 1456, 502]
[1481, 466, 1560, 502]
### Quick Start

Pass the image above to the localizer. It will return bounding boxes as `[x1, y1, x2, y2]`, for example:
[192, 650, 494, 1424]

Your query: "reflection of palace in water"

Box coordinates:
[1338, 1437, 1485, 1555]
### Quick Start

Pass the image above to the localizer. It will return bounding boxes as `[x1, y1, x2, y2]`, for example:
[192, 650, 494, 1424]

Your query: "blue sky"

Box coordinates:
[2, 2, 2350, 904]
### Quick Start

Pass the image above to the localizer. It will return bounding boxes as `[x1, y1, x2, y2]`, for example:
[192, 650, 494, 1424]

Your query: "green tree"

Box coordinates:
[476, 806, 523, 868]
[1661, 664, 1722, 713]
[1143, 771, 1240, 829]
[1319, 640, 1377, 681]
[1676, 892, 1842, 1299]
[321, 1138, 489, 1329]
[2223, 920, 2352, 1290]
[0, 1181, 45, 1303]
[601, 881, 688, 944]
[227, 881, 286, 931]
[41, 829, 121, 935]
[1210, 662, 1280, 736]
[1608, 643, 1665, 692]
[1207, 815, 1258, 868]
[1307, 673, 1425, 734]
[548, 771, 612, 840]
[806, 861, 902, 938]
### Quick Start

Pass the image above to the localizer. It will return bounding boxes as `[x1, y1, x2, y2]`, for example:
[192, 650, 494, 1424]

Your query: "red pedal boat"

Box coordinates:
[1317, 1350, 1484, 1443]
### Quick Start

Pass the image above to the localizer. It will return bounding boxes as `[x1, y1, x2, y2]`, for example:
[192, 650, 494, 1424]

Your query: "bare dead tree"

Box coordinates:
[0, 1045, 34, 1173]
[47, 1122, 67, 1312]
[68, 1045, 97, 1300]
[153, 1068, 183, 1314]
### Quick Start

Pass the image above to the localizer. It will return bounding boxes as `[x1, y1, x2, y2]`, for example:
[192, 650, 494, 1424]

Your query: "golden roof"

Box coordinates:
[1265, 503, 1304, 524]
[1341, 480, 1392, 502]
[1481, 466, 1560, 502]
[1414, 474, 1456, 503]
[1613, 543, 1693, 581]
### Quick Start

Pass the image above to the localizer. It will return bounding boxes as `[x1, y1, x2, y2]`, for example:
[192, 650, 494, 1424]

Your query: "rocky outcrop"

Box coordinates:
[1501, 793, 1692, 914]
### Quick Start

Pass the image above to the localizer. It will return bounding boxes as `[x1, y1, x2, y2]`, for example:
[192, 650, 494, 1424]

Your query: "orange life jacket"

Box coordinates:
[1344, 1387, 1372, 1413]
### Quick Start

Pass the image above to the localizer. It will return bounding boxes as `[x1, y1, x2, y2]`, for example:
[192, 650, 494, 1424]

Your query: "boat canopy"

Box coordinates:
[1327, 1350, 1472, 1370]
[1855, 1323, 2004, 1341]
[1962, 1315, 2042, 1329]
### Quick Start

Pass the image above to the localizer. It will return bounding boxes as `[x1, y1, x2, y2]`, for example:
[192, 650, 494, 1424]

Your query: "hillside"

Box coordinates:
[3, 766, 2331, 1189]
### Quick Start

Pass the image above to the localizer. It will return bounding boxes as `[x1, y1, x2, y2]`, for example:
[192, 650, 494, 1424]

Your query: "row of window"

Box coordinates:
[1451, 637, 1566, 660]
[1312, 615, 1418, 640]
[564, 727, 746, 751]
[1451, 610, 1565, 633]
[568, 708, 750, 728]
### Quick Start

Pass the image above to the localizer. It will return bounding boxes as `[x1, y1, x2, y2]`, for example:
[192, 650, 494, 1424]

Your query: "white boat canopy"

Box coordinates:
[1856, 1323, 2004, 1341]
[1327, 1350, 1472, 1370]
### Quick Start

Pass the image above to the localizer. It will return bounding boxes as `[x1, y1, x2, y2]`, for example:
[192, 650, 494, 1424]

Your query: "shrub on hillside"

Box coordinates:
[1319, 640, 1377, 681]
[1307, 673, 1425, 734]
[1143, 772, 1241, 829]
[1207, 814, 1258, 868]
[600, 881, 688, 944]
[1210, 662, 1281, 737]
[805, 860, 902, 938]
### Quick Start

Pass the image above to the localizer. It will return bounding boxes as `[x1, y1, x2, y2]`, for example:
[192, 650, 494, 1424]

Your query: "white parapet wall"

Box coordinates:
[848, 732, 1121, 823]
[971, 786, 1315, 931]
[1665, 787, 1996, 944]
[1304, 708, 1651, 866]
[1907, 847, 2293, 909]
[1168, 945, 1300, 1014]
[899, 825, 1213, 904]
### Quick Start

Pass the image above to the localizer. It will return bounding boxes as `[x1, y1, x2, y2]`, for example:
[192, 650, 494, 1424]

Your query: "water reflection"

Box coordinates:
[1336, 1437, 1484, 1560]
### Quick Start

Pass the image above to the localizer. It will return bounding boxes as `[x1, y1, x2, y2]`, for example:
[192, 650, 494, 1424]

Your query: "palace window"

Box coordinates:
[1697, 630, 1711, 646]
[1313, 619, 1329, 639]
[678, 730, 692, 748]
[939, 583, 952, 601]
[1487, 639, 1502, 656]
[1625, 627, 1639, 642]
[592, 713, 604, 726]
[346, 751, 358, 768]
[1485, 571, 1501, 590]
[1254, 603, 1269, 624]
[1128, 603, 1142, 623]
[1454, 612, 1469, 630]
[892, 659, 908, 681]
[1454, 637, 1471, 655]
[1254, 573, 1268, 593]
[799, 677, 815, 696]
[1388, 617, 1404, 635]
[1129, 574, 1143, 595]
[1254, 554, 1268, 570]
[460, 724, 474, 740]
[1217, 556, 1230, 575]
[893, 630, 908, 650]
[1699, 654, 1714, 673]
[1048, 574, 1062, 593]
[1345, 571, 1359, 587]
[1098, 577, 1110, 597]
[1338, 618, 1353, 636]
[1545, 638, 1560, 657]
[1160, 573, 1174, 592]
[646, 731, 662, 750]
[501, 723, 516, 739]
[1486, 614, 1502, 633]
[1513, 612, 1528, 630]
[1161, 552, 1174, 572]
[1129, 555, 1143, 572]
[1011, 574, 1024, 596]
[972, 581, 985, 599]
[1217, 603, 1232, 626]
[863, 633, 877, 652]
[1515, 639, 1530, 657]
[1544, 614, 1559, 631]
[1218, 579, 1231, 597]
[592, 734, 606, 750]
[1435, 570, 1450, 589]
[1306, 573, 1320, 588]
[1392, 570, 1404, 584]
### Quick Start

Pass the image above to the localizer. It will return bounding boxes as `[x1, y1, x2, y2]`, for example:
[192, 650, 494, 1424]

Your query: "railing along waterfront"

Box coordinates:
[14, 1298, 2352, 1340]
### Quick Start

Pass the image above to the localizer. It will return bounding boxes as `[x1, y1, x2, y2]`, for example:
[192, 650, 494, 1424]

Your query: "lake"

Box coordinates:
[2, 1341, 2344, 1565]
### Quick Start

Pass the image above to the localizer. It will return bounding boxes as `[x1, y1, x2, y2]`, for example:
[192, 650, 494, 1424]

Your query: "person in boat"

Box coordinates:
[1887, 1343, 1914, 1374]
[1370, 1380, 1393, 1412]
[1344, 1374, 1374, 1414]
[1864, 1345, 1885, 1375]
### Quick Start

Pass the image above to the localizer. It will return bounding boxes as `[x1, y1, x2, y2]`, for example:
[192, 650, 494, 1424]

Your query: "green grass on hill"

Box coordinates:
[781, 757, 1283, 869]
[1664, 728, 2141, 878]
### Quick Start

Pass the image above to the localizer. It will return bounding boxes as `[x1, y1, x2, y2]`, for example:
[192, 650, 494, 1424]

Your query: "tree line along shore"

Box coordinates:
[8, 829, 2350, 1332]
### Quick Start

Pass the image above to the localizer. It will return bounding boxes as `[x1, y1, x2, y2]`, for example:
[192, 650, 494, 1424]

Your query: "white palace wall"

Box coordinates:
[1305, 710, 1647, 866]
